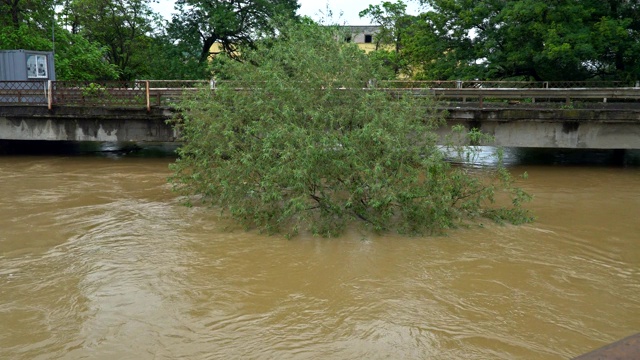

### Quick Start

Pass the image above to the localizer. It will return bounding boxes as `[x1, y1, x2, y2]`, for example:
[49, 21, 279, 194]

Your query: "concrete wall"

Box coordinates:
[0, 106, 178, 142]
[1, 105, 639, 149]
[439, 108, 640, 149]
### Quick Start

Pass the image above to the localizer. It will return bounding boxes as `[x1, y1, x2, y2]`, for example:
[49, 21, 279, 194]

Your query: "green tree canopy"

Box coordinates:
[406, 0, 640, 81]
[359, 0, 415, 76]
[359, 0, 408, 52]
[170, 21, 532, 237]
[167, 0, 300, 65]
[53, 30, 120, 80]
[1, 0, 57, 30]
[63, 0, 162, 80]
[0, 0, 119, 80]
[1, 0, 59, 51]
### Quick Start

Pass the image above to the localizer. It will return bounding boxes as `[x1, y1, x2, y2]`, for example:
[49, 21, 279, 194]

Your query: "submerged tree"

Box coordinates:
[170, 21, 532, 237]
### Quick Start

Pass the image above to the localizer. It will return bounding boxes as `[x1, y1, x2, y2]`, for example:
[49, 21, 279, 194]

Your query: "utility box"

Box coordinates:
[0, 50, 56, 81]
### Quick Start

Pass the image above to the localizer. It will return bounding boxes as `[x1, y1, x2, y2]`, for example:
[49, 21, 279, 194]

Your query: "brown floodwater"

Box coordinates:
[0, 151, 638, 359]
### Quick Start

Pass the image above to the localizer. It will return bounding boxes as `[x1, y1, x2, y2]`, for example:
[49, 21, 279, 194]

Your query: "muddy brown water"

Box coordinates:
[0, 152, 638, 359]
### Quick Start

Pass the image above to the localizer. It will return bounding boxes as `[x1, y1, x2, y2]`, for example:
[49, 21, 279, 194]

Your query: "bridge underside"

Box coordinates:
[0, 106, 639, 149]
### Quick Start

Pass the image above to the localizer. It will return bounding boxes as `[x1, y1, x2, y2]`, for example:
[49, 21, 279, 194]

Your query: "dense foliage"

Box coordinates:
[170, 22, 532, 237]
[63, 0, 161, 80]
[167, 0, 299, 67]
[404, 0, 640, 81]
[359, 0, 413, 76]
[0, 0, 118, 80]
[1, 0, 298, 80]
[3, 0, 637, 82]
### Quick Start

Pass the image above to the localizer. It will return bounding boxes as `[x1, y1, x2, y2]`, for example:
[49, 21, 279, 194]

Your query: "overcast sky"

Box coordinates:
[151, 0, 424, 26]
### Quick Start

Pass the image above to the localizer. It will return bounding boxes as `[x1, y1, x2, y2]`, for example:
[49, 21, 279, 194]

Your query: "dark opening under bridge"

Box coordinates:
[1, 80, 639, 149]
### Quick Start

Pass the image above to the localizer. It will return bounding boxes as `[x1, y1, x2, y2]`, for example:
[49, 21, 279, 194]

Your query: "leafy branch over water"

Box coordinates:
[169, 21, 533, 237]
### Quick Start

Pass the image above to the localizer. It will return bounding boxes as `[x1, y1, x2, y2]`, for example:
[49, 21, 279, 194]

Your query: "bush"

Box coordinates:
[169, 21, 532, 237]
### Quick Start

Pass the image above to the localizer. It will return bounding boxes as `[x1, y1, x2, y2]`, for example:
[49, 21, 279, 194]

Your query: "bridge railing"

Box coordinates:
[385, 87, 640, 107]
[380, 80, 637, 89]
[0, 80, 209, 109]
[145, 80, 208, 107]
[1, 80, 639, 109]
[0, 80, 48, 105]
[51, 81, 148, 107]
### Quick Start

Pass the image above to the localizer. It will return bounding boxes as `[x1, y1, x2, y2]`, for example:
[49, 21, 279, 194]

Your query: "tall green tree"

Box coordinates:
[1, 0, 58, 50]
[142, 32, 211, 80]
[587, 0, 640, 80]
[0, 0, 118, 80]
[64, 0, 162, 80]
[359, 0, 414, 76]
[170, 21, 532, 237]
[167, 0, 299, 65]
[406, 0, 640, 81]
[359, 0, 408, 52]
[1, 0, 57, 30]
[53, 30, 120, 80]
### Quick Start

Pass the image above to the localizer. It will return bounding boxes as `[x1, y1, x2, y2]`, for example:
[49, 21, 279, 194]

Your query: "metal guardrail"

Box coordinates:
[146, 81, 206, 107]
[0, 80, 639, 109]
[381, 80, 638, 89]
[52, 80, 147, 107]
[0, 80, 202, 110]
[0, 80, 49, 105]
[390, 87, 640, 106]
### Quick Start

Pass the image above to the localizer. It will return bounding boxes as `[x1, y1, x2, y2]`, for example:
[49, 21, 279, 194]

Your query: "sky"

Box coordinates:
[150, 0, 425, 26]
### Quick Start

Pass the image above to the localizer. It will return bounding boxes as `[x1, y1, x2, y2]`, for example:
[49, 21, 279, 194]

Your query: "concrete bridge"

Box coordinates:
[0, 105, 177, 142]
[1, 80, 639, 149]
[440, 105, 640, 149]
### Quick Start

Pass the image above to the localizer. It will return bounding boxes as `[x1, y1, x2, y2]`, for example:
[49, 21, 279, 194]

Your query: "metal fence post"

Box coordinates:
[145, 80, 150, 112]
[47, 80, 53, 110]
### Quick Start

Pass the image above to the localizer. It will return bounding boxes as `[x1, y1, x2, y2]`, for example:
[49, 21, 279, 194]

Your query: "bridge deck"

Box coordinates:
[0, 81, 639, 147]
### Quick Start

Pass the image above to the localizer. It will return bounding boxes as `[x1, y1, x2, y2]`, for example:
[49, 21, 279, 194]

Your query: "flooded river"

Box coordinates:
[0, 147, 638, 359]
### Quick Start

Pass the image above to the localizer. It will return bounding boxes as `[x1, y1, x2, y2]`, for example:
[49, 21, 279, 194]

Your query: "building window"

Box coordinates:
[364, 34, 373, 43]
[344, 36, 352, 43]
[27, 54, 48, 79]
